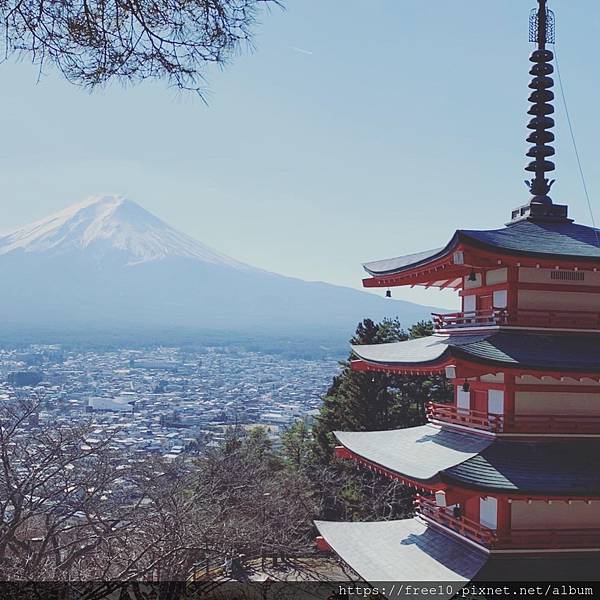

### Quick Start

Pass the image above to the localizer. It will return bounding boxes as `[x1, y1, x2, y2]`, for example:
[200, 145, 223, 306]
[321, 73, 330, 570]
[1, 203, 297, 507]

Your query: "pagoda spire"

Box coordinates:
[525, 0, 556, 205]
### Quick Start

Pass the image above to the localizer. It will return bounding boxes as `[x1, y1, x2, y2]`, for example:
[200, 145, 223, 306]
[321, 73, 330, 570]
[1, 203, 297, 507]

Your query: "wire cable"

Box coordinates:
[553, 45, 600, 244]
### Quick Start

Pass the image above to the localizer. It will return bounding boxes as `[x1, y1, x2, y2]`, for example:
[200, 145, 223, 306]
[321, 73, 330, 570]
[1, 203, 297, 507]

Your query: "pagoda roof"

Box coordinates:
[444, 440, 600, 495]
[352, 331, 600, 373]
[334, 424, 492, 482]
[316, 519, 599, 588]
[314, 518, 487, 584]
[364, 219, 600, 277]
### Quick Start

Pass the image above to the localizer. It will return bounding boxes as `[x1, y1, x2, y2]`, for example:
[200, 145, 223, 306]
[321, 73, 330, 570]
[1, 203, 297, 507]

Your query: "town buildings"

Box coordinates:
[0, 345, 334, 459]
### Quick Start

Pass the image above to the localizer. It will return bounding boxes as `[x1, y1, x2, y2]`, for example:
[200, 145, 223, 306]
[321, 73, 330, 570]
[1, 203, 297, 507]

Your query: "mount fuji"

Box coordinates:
[0, 196, 440, 343]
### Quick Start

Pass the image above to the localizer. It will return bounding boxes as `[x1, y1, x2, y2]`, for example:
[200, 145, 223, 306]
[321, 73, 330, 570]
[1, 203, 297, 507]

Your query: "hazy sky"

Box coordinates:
[1, 0, 599, 309]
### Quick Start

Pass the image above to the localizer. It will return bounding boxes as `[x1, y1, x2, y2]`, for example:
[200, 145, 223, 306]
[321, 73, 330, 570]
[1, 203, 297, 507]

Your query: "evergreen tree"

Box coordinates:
[305, 317, 452, 522]
[313, 318, 451, 460]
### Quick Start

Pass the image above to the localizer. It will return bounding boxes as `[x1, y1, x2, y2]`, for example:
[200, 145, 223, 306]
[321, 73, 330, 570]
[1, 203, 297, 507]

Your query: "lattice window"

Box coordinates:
[550, 270, 585, 281]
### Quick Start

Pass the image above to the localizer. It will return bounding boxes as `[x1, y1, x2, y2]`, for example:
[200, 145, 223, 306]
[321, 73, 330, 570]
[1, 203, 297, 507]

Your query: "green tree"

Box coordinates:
[307, 317, 452, 522]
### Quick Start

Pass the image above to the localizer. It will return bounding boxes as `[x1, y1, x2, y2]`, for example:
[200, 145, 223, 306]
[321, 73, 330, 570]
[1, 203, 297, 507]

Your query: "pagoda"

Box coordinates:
[315, 0, 600, 588]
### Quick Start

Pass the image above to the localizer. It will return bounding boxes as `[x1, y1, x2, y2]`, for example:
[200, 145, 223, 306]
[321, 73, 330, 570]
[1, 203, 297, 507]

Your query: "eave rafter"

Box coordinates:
[337, 445, 600, 502]
[363, 240, 600, 290]
[351, 358, 600, 382]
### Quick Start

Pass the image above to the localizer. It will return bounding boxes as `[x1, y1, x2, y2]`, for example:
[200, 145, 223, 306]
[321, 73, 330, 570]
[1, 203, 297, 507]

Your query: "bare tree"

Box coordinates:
[0, 399, 219, 584]
[0, 401, 317, 591]
[0, 0, 280, 90]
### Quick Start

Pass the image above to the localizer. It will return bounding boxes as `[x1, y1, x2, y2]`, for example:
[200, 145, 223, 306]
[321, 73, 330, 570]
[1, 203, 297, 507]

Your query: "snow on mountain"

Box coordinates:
[0, 196, 250, 269]
[0, 195, 442, 339]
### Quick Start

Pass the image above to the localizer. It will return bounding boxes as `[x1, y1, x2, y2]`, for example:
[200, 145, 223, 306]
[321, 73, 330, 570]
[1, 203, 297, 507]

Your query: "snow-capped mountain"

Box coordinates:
[0, 196, 440, 341]
[0, 196, 249, 269]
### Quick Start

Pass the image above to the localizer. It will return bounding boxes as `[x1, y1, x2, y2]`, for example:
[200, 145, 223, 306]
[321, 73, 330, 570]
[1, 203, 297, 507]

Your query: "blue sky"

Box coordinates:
[1, 0, 599, 309]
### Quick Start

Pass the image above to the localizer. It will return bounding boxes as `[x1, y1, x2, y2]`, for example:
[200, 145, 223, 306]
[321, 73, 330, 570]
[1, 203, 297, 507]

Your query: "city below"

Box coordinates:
[0, 345, 340, 459]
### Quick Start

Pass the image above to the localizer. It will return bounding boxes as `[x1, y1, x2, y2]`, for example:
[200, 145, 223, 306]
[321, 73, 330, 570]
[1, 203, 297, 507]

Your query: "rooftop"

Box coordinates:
[315, 518, 487, 586]
[364, 220, 600, 278]
[352, 331, 600, 373]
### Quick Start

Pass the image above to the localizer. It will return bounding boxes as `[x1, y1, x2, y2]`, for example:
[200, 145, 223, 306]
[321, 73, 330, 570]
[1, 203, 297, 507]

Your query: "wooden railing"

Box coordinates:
[433, 308, 600, 331]
[417, 495, 495, 546]
[432, 309, 506, 329]
[417, 495, 600, 549]
[428, 402, 600, 434]
[427, 403, 503, 432]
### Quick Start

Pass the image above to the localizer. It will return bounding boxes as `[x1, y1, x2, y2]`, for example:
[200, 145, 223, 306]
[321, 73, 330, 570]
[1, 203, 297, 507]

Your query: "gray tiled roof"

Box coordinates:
[315, 518, 487, 585]
[363, 247, 445, 277]
[353, 331, 600, 372]
[444, 440, 600, 494]
[462, 220, 600, 260]
[363, 220, 600, 277]
[335, 424, 491, 481]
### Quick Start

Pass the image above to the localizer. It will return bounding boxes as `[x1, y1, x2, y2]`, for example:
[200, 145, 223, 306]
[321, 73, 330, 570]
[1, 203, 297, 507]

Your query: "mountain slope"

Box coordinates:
[0, 196, 249, 268]
[0, 196, 442, 340]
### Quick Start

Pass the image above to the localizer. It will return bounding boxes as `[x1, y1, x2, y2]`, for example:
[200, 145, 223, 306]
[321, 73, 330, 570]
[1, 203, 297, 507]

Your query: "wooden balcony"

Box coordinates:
[417, 495, 600, 550]
[417, 495, 495, 547]
[433, 308, 600, 331]
[428, 403, 600, 434]
[427, 402, 503, 432]
[432, 309, 506, 329]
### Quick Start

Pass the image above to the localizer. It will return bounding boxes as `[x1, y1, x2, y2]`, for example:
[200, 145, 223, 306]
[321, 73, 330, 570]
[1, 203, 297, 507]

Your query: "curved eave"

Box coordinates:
[334, 424, 492, 483]
[363, 238, 458, 277]
[441, 440, 600, 496]
[362, 234, 463, 289]
[362, 224, 600, 289]
[352, 332, 600, 378]
[315, 519, 487, 586]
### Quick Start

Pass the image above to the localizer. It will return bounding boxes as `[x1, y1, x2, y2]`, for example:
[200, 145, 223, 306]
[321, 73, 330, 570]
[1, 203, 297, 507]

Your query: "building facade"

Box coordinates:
[316, 0, 600, 588]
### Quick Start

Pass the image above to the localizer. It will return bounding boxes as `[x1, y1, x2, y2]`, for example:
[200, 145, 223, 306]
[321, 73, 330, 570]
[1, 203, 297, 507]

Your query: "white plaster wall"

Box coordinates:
[516, 375, 600, 386]
[481, 373, 505, 383]
[518, 267, 600, 285]
[464, 273, 483, 289]
[515, 392, 600, 415]
[518, 290, 600, 311]
[486, 268, 508, 285]
[511, 501, 600, 529]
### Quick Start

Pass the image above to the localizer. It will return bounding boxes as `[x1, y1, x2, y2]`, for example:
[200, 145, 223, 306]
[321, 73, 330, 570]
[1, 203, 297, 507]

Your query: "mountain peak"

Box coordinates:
[0, 195, 249, 269]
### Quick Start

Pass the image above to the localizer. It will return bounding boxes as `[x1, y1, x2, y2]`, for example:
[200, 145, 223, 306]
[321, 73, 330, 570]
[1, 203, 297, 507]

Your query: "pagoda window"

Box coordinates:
[463, 294, 476, 314]
[492, 289, 508, 309]
[479, 497, 498, 530]
[456, 388, 470, 414]
[518, 267, 598, 285]
[487, 389, 505, 417]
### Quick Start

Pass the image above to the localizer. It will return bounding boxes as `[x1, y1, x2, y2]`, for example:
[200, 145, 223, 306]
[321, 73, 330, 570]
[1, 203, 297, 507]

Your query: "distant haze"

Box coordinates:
[0, 196, 440, 344]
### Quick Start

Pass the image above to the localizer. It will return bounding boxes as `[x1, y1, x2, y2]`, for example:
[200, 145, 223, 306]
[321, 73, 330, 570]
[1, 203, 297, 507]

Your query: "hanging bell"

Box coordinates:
[385, 289, 392, 298]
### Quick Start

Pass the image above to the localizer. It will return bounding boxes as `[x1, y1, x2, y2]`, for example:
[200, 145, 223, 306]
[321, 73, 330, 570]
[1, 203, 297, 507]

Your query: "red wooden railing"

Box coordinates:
[433, 308, 600, 330]
[427, 402, 503, 432]
[417, 495, 600, 550]
[428, 402, 600, 434]
[417, 495, 495, 546]
[432, 309, 507, 329]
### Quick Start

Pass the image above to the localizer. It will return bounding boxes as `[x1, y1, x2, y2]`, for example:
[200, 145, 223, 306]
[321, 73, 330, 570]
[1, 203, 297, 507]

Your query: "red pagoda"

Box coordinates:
[316, 0, 600, 587]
